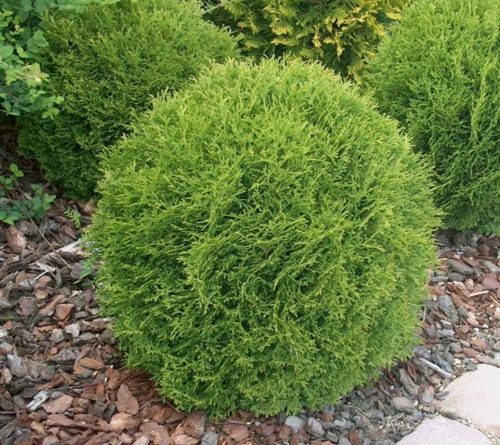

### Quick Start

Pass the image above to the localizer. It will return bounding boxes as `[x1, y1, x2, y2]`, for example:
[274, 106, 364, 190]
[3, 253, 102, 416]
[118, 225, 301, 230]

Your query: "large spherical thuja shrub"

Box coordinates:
[18, 0, 238, 199]
[89, 60, 439, 417]
[364, 0, 500, 233]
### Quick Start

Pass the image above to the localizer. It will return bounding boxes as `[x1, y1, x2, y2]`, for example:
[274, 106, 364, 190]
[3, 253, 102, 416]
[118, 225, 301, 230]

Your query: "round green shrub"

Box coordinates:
[364, 0, 500, 233]
[88, 60, 439, 417]
[18, 0, 238, 199]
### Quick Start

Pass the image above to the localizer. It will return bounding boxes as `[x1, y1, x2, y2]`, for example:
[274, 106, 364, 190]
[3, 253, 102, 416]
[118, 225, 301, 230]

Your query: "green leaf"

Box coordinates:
[16, 44, 28, 58]
[0, 44, 14, 59]
[10, 163, 24, 178]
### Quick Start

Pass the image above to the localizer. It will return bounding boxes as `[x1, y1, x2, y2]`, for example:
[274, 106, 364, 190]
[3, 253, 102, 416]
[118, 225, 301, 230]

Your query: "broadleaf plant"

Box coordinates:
[0, 0, 120, 117]
[0, 163, 55, 225]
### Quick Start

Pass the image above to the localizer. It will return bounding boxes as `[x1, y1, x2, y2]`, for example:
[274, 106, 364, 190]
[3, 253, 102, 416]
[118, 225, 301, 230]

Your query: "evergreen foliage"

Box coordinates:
[18, 0, 238, 199]
[364, 0, 500, 233]
[205, 0, 409, 79]
[88, 60, 439, 417]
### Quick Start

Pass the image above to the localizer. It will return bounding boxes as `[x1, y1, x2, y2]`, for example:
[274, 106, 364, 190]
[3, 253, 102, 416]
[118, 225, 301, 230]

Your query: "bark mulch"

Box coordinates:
[1, 179, 499, 445]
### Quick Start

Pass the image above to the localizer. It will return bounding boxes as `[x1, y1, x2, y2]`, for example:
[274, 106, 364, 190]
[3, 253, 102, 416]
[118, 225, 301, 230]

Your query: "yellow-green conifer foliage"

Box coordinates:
[206, 0, 410, 79]
[89, 60, 439, 417]
[19, 0, 238, 199]
[365, 0, 500, 233]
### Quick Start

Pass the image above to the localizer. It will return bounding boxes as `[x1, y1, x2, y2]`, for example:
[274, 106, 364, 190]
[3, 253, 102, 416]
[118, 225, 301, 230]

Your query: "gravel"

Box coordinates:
[1, 176, 499, 445]
[285, 416, 306, 433]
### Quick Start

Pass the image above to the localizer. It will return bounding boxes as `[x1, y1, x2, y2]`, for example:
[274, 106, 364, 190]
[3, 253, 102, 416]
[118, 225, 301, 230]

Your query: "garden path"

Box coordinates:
[396, 363, 500, 444]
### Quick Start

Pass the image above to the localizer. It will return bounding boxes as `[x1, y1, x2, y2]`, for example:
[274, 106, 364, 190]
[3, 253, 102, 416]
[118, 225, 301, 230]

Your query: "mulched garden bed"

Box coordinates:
[1, 162, 499, 445]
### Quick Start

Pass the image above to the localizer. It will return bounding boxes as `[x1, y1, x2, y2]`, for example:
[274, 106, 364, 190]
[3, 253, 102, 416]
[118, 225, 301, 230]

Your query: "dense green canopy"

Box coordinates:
[365, 0, 500, 233]
[89, 60, 438, 417]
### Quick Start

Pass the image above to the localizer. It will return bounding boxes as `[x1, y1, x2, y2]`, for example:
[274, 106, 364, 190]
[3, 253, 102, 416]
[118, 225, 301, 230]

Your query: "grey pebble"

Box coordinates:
[465, 362, 478, 371]
[306, 417, 325, 437]
[7, 355, 27, 378]
[326, 431, 339, 442]
[284, 415, 305, 433]
[448, 272, 465, 282]
[414, 346, 431, 359]
[51, 329, 65, 343]
[54, 347, 79, 363]
[367, 408, 385, 422]
[201, 431, 218, 445]
[333, 419, 353, 430]
[391, 397, 415, 414]
[482, 260, 500, 273]
[437, 295, 459, 323]
[447, 259, 473, 276]
[437, 329, 455, 338]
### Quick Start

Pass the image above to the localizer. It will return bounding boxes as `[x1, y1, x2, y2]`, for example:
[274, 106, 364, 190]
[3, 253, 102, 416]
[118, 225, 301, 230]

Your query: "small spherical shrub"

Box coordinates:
[205, 0, 410, 78]
[88, 60, 439, 417]
[18, 0, 238, 199]
[364, 0, 500, 233]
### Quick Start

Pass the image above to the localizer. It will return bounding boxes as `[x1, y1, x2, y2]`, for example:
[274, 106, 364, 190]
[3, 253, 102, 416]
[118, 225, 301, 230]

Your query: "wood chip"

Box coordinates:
[141, 421, 170, 445]
[78, 357, 105, 370]
[222, 423, 249, 442]
[6, 226, 27, 253]
[116, 383, 139, 415]
[43, 395, 73, 414]
[133, 436, 150, 445]
[150, 405, 171, 424]
[46, 414, 76, 427]
[30, 421, 45, 435]
[105, 367, 122, 389]
[172, 435, 198, 445]
[183, 411, 206, 438]
[109, 413, 136, 432]
[55, 303, 74, 320]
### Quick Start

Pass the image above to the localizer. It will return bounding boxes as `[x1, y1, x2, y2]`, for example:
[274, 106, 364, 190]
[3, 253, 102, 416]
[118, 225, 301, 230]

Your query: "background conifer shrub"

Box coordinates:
[88, 60, 439, 417]
[18, 0, 238, 199]
[204, 0, 409, 79]
[364, 0, 500, 233]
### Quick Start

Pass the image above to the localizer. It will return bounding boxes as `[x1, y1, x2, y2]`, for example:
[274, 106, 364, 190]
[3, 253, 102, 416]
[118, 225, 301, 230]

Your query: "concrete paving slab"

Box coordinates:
[436, 364, 500, 437]
[396, 416, 491, 445]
